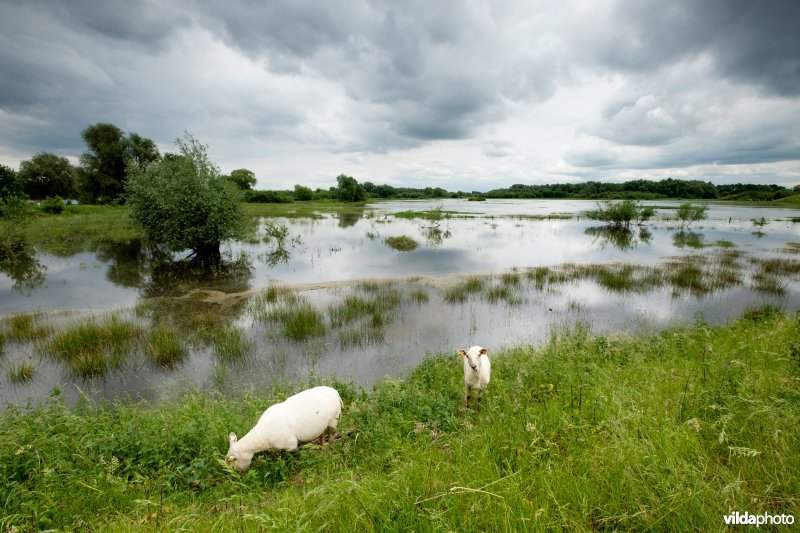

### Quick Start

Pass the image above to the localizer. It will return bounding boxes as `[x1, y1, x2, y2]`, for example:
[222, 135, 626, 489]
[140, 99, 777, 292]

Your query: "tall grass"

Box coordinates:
[41, 314, 141, 377]
[1, 310, 797, 530]
[329, 284, 402, 347]
[214, 326, 255, 363]
[144, 327, 187, 368]
[443, 276, 486, 303]
[3, 313, 51, 342]
[5, 361, 35, 383]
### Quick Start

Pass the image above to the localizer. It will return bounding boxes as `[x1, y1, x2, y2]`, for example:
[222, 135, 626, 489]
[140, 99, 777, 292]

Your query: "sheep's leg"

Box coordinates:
[464, 385, 471, 408]
[476, 388, 484, 411]
[318, 433, 326, 446]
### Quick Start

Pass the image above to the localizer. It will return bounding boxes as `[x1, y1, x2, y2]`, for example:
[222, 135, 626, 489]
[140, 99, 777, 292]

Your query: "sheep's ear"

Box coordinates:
[458, 349, 466, 357]
[480, 348, 488, 355]
[229, 432, 237, 445]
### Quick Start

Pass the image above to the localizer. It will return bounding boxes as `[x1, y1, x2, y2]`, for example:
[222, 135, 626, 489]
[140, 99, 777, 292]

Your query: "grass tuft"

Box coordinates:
[6, 361, 35, 383]
[41, 314, 141, 377]
[144, 327, 187, 368]
[442, 276, 486, 303]
[384, 235, 419, 252]
[3, 313, 51, 342]
[214, 327, 255, 363]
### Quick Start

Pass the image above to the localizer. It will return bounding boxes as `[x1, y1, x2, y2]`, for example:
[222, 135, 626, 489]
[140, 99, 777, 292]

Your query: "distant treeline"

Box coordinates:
[245, 178, 798, 203]
[481, 179, 796, 201]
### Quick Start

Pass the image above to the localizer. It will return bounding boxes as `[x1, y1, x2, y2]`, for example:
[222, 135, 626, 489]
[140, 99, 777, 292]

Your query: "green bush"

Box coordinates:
[586, 199, 643, 228]
[293, 185, 314, 201]
[247, 190, 294, 203]
[125, 133, 246, 257]
[676, 203, 708, 227]
[41, 196, 65, 214]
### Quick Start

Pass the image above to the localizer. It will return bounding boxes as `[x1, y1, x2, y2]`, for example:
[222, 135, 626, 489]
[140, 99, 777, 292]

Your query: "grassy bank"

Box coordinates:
[2, 308, 799, 530]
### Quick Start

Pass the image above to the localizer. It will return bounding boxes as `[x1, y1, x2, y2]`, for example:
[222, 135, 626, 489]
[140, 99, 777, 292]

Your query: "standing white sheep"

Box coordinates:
[459, 346, 490, 410]
[225, 385, 342, 473]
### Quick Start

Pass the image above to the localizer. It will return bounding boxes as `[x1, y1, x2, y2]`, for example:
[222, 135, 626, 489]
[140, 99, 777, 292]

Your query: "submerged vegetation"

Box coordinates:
[41, 314, 141, 377]
[0, 309, 797, 530]
[585, 199, 654, 228]
[384, 235, 419, 252]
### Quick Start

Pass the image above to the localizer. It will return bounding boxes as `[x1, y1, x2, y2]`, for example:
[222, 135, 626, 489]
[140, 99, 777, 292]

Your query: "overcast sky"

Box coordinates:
[1, 0, 799, 191]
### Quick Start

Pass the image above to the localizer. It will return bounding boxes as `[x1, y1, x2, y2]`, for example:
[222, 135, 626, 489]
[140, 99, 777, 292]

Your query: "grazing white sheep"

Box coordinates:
[459, 345, 491, 410]
[225, 385, 342, 473]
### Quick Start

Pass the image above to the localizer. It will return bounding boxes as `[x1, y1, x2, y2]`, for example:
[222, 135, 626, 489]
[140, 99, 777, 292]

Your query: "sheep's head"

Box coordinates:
[459, 346, 488, 372]
[225, 432, 254, 473]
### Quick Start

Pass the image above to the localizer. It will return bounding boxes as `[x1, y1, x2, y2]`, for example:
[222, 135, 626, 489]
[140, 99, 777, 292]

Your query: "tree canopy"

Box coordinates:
[78, 123, 160, 203]
[17, 152, 76, 199]
[125, 133, 246, 258]
[336, 174, 366, 202]
[0, 164, 21, 198]
[226, 169, 257, 190]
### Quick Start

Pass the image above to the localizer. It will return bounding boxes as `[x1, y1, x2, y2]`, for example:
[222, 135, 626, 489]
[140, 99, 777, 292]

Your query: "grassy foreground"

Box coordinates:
[2, 309, 799, 531]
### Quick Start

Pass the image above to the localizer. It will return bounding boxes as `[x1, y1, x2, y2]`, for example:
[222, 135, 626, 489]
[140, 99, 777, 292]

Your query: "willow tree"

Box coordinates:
[125, 133, 246, 259]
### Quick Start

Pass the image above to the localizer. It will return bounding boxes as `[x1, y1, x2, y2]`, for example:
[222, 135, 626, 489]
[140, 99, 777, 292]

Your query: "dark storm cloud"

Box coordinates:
[189, 0, 558, 146]
[581, 0, 800, 96]
[14, 0, 191, 51]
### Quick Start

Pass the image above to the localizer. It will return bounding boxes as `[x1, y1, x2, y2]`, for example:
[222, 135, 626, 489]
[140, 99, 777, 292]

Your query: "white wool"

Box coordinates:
[226, 386, 341, 472]
[460, 345, 491, 409]
[462, 345, 491, 391]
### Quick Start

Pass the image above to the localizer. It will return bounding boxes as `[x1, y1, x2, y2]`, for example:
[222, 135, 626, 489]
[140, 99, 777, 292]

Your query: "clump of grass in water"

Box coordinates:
[3, 313, 51, 342]
[409, 287, 429, 304]
[483, 284, 523, 305]
[144, 326, 186, 368]
[42, 314, 141, 377]
[500, 272, 521, 287]
[267, 303, 326, 341]
[442, 276, 486, 303]
[6, 361, 35, 383]
[214, 326, 255, 363]
[329, 284, 403, 347]
[384, 235, 418, 252]
[338, 322, 386, 347]
[782, 242, 800, 254]
[753, 257, 800, 276]
[751, 272, 787, 295]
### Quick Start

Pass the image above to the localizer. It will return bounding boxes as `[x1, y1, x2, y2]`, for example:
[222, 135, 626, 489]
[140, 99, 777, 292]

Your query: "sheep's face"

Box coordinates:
[226, 432, 254, 473]
[459, 346, 487, 372]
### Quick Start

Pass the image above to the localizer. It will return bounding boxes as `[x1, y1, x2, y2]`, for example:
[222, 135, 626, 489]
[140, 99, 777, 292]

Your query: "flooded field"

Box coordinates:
[2, 199, 800, 405]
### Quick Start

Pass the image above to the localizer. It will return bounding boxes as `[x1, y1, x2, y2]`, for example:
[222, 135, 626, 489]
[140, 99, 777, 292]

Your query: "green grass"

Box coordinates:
[0, 310, 798, 530]
[754, 257, 800, 276]
[384, 235, 419, 252]
[144, 327, 187, 368]
[3, 313, 51, 342]
[509, 213, 573, 220]
[409, 287, 430, 304]
[268, 303, 326, 341]
[525, 253, 748, 296]
[442, 276, 487, 303]
[213, 327, 255, 363]
[482, 284, 523, 305]
[393, 208, 459, 220]
[244, 201, 370, 219]
[23, 205, 140, 255]
[40, 314, 141, 377]
[328, 285, 403, 347]
[5, 361, 35, 383]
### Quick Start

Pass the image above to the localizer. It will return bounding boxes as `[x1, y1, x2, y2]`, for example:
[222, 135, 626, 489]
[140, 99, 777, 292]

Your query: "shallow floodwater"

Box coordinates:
[2, 199, 800, 405]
